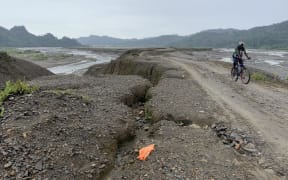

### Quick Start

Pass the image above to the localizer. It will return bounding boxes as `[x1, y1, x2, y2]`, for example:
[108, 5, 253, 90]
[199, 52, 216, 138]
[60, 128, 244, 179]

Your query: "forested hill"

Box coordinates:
[0, 26, 81, 47]
[3, 21, 287, 48]
[78, 20, 288, 49]
[77, 35, 185, 47]
[172, 20, 288, 49]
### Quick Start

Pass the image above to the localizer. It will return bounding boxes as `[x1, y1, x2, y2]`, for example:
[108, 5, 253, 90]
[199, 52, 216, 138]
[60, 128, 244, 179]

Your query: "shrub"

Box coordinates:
[0, 80, 37, 116]
[251, 72, 267, 81]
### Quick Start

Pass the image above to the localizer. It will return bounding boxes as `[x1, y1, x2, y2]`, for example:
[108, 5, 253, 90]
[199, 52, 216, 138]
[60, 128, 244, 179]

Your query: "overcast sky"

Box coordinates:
[0, 0, 287, 38]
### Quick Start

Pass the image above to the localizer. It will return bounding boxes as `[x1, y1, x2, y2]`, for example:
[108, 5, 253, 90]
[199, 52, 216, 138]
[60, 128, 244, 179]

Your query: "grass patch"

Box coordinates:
[51, 89, 73, 96]
[251, 72, 267, 81]
[0, 48, 73, 61]
[81, 95, 92, 104]
[151, 69, 163, 85]
[50, 90, 91, 104]
[145, 91, 152, 102]
[0, 48, 21, 55]
[0, 80, 37, 117]
[0, 107, 4, 117]
[0, 48, 49, 60]
[144, 105, 153, 120]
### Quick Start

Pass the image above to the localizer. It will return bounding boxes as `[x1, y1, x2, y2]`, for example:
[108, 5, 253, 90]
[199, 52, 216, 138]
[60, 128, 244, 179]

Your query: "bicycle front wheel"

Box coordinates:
[240, 68, 250, 84]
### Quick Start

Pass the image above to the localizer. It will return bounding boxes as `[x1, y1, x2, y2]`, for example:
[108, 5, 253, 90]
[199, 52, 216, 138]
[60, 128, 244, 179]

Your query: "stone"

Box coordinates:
[234, 143, 241, 150]
[1, 149, 8, 156]
[35, 160, 43, 171]
[242, 143, 257, 153]
[4, 162, 13, 168]
[264, 168, 275, 175]
[135, 117, 141, 121]
[144, 126, 149, 131]
[99, 164, 106, 169]
[232, 159, 241, 166]
[230, 132, 242, 142]
[189, 124, 201, 129]
[139, 110, 144, 115]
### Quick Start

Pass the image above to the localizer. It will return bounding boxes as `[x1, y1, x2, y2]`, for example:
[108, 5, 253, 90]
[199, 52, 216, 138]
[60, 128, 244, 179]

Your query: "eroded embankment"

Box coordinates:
[86, 48, 186, 85]
[86, 49, 285, 179]
[87, 49, 200, 123]
[0, 74, 152, 179]
[0, 52, 53, 89]
[87, 49, 219, 126]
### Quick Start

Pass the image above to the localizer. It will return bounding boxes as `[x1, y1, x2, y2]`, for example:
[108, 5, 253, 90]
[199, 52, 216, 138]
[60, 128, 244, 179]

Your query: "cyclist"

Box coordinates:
[232, 41, 251, 74]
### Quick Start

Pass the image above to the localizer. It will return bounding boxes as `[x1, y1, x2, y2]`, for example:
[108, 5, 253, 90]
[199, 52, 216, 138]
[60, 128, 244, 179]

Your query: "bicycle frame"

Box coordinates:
[231, 59, 250, 84]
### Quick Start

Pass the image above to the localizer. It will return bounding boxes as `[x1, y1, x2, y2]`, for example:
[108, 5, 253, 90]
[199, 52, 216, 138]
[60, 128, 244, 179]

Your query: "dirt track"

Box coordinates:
[167, 51, 288, 169]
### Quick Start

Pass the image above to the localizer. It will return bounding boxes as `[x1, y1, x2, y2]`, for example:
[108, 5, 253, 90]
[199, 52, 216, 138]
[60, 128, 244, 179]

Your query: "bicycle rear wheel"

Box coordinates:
[231, 67, 238, 81]
[240, 68, 250, 84]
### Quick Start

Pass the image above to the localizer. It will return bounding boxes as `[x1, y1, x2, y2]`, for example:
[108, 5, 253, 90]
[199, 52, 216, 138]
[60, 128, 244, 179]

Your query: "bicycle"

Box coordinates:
[231, 59, 251, 84]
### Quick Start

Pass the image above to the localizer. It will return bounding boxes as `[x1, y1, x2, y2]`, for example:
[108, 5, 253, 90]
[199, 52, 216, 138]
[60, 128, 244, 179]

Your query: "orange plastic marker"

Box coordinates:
[137, 144, 155, 161]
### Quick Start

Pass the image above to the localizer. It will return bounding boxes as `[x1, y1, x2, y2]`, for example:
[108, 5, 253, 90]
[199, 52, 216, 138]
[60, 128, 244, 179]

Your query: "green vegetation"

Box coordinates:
[0, 48, 73, 61]
[251, 72, 267, 81]
[50, 89, 91, 104]
[151, 70, 163, 85]
[0, 51, 10, 60]
[0, 48, 47, 60]
[0, 48, 17, 55]
[144, 105, 152, 120]
[145, 91, 152, 101]
[0, 107, 4, 117]
[0, 80, 37, 117]
[77, 20, 288, 49]
[81, 95, 92, 104]
[172, 20, 288, 49]
[50, 89, 73, 96]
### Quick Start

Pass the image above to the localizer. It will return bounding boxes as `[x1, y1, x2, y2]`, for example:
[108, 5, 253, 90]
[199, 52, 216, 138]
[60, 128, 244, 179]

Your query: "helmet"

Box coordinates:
[238, 41, 244, 46]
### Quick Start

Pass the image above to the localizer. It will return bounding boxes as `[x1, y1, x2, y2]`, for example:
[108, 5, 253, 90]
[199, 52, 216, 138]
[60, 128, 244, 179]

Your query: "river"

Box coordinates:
[18, 47, 288, 79]
[18, 47, 122, 75]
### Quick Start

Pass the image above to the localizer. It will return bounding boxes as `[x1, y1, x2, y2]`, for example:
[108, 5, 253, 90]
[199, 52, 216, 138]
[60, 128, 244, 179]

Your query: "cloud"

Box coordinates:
[0, 0, 287, 38]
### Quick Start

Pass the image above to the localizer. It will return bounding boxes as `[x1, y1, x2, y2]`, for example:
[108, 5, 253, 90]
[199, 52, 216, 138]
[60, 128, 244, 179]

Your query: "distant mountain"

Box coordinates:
[173, 20, 288, 49]
[78, 20, 288, 49]
[77, 35, 133, 46]
[0, 26, 81, 47]
[77, 35, 185, 47]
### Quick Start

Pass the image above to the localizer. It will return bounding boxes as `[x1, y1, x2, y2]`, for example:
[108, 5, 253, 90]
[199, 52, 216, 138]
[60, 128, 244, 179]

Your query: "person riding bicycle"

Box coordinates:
[232, 41, 251, 74]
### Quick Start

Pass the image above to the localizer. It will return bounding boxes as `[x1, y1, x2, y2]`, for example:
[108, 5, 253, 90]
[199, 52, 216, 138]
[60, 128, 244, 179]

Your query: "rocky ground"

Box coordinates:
[86, 48, 288, 179]
[1, 48, 288, 179]
[1, 75, 150, 179]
